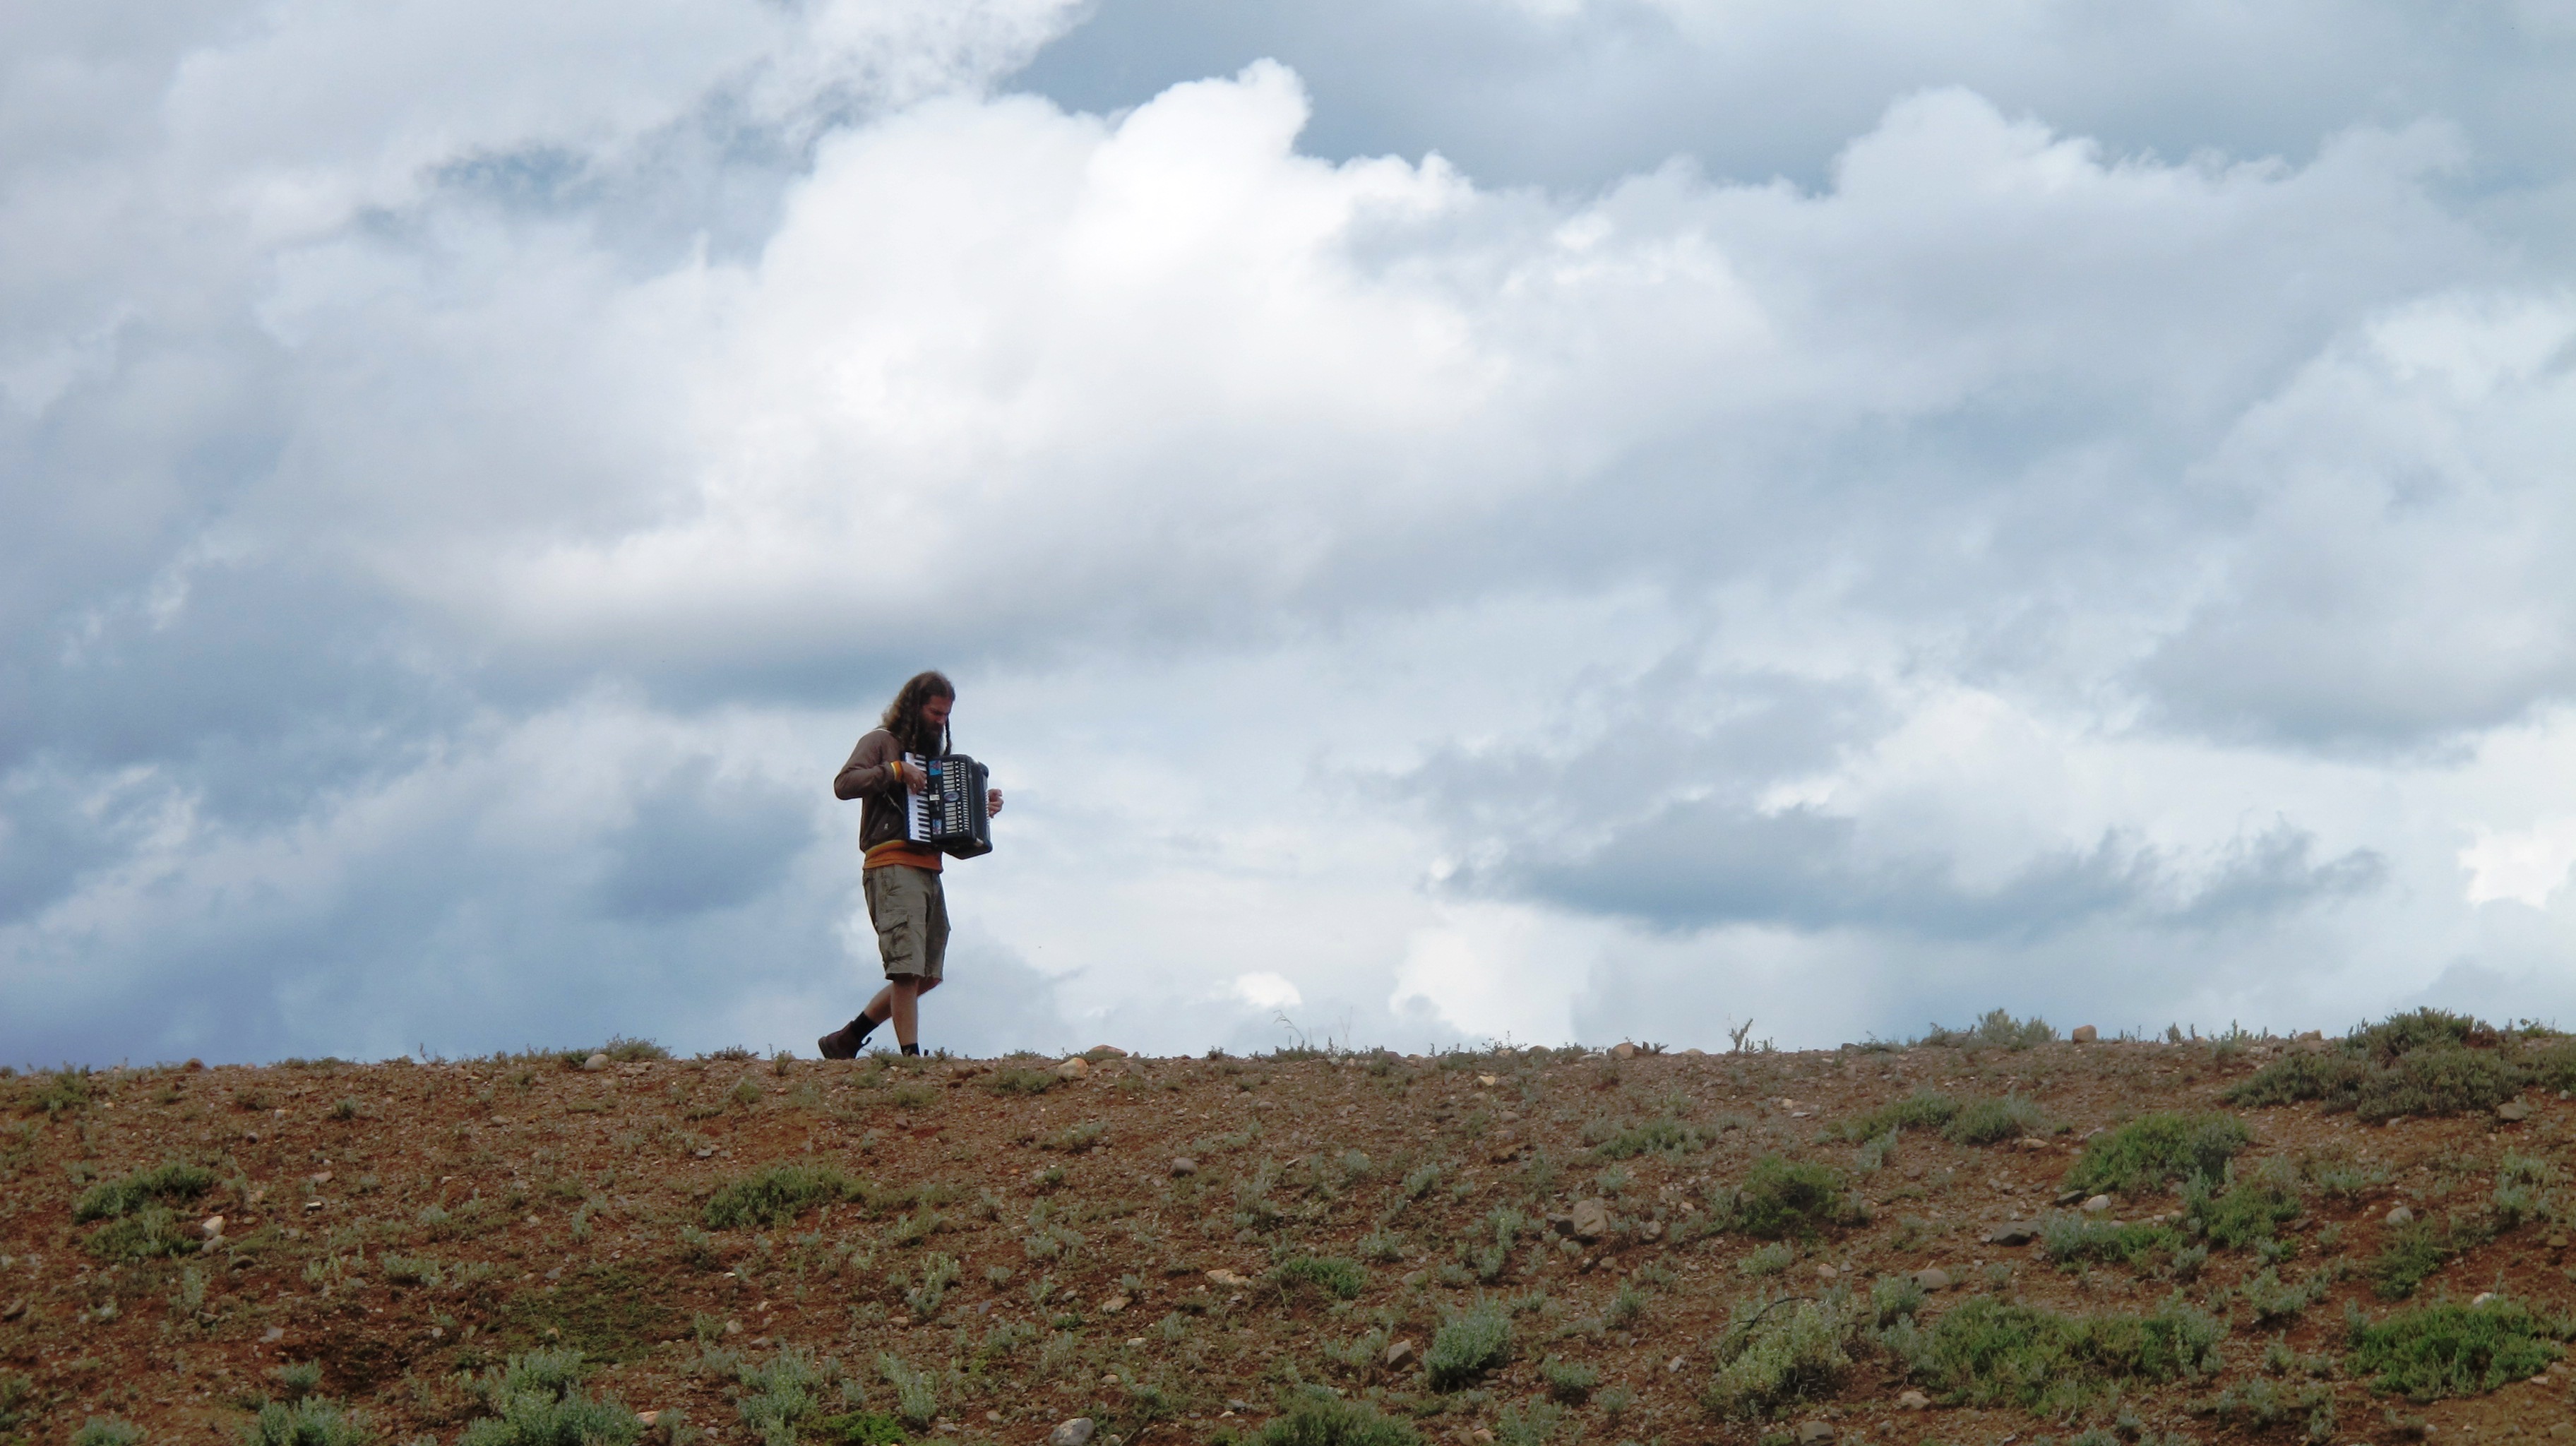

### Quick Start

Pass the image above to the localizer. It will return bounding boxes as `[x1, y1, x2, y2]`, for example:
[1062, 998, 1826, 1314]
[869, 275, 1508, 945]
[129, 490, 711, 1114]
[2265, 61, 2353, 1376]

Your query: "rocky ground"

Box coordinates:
[7, 1013, 2576, 1446]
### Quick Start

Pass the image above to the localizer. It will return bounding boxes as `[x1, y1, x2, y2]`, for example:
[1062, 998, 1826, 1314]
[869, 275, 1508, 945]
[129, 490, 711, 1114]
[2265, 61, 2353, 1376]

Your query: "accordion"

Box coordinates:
[903, 752, 993, 859]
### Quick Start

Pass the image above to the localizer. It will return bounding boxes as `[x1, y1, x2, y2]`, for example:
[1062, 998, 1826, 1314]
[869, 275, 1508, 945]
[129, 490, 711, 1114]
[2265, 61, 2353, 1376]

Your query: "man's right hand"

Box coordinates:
[893, 760, 925, 791]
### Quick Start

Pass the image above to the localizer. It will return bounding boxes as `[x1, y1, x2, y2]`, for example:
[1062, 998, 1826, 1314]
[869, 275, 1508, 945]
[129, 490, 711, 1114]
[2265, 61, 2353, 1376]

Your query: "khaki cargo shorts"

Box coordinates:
[864, 864, 948, 981]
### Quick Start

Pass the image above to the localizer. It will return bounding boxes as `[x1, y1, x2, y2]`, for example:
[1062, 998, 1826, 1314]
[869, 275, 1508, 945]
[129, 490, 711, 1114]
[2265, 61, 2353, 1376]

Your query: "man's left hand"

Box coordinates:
[987, 787, 1004, 817]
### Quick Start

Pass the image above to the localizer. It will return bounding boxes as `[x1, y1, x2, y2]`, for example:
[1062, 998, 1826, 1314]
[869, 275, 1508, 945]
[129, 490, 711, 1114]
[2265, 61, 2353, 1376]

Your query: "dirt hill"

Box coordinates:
[6, 1012, 2576, 1446]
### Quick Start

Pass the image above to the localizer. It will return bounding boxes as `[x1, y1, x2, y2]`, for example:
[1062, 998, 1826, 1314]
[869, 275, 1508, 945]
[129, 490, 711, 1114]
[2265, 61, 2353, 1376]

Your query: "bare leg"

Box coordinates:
[864, 977, 940, 1048]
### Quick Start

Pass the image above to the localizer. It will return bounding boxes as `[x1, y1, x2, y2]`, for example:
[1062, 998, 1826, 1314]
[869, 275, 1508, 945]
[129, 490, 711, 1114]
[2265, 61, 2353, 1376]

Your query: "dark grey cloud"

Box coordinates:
[595, 759, 813, 918]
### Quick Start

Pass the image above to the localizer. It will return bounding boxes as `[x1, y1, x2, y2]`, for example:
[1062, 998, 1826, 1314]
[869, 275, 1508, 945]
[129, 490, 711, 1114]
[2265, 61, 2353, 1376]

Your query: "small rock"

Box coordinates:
[1047, 1419, 1097, 1446]
[1383, 1339, 1417, 1369]
[1205, 1268, 1251, 1288]
[1982, 1221, 2039, 1246]
[261, 1326, 286, 1342]
[1895, 1390, 1931, 1411]
[583, 1052, 609, 1071]
[309, 1170, 333, 1185]
[1665, 1356, 1686, 1373]
[1609, 1042, 1638, 1060]
[1099, 1295, 1129, 1315]
[2498, 1099, 2532, 1122]
[1569, 1197, 1611, 1242]
[2550, 1233, 2570, 1250]
[636, 1412, 660, 1428]
[1638, 1219, 1664, 1243]
[1169, 1157, 1197, 1177]
[2298, 1029, 2322, 1041]
[1914, 1267, 1952, 1291]
[1089, 1045, 1129, 1058]
[1796, 1421, 1835, 1444]
[1056, 1058, 1091, 1081]
[2082, 1195, 2112, 1214]
[1815, 1263, 1839, 1281]
[201, 1215, 226, 1239]
[1489, 1140, 1525, 1164]
[985, 1412, 1003, 1424]
[1476, 1074, 1500, 1087]
[2472, 1291, 2497, 1306]
[2071, 1025, 2098, 1044]
[723, 1319, 744, 1336]
[2386, 1205, 2416, 1227]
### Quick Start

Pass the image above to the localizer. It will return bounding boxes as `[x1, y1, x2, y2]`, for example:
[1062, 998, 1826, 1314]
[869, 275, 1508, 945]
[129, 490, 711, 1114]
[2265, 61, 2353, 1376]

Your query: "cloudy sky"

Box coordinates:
[8, 0, 2576, 1066]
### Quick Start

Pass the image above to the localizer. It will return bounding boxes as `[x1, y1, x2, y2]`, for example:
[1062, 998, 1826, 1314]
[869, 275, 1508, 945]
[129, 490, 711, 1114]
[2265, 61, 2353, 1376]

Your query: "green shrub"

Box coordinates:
[1871, 1272, 1927, 1326]
[2061, 1113, 2249, 1195]
[2189, 1177, 2302, 1249]
[876, 1354, 936, 1429]
[1724, 1156, 1864, 1239]
[2194, 1375, 2332, 1431]
[2371, 1219, 2481, 1300]
[1492, 1399, 1563, 1446]
[74, 1420, 143, 1446]
[1588, 1117, 1716, 1159]
[2347, 1300, 2568, 1400]
[2237, 1267, 2334, 1326]
[1538, 1356, 1597, 1404]
[459, 1351, 639, 1446]
[1703, 1296, 1852, 1418]
[981, 1069, 1059, 1097]
[703, 1164, 860, 1230]
[73, 1161, 215, 1221]
[2226, 1051, 2366, 1110]
[242, 1398, 371, 1446]
[735, 1346, 840, 1446]
[1943, 1096, 2057, 1146]
[21, 1068, 92, 1116]
[2231, 1010, 2524, 1122]
[1921, 1010, 2057, 1050]
[1905, 1298, 2224, 1414]
[1271, 1255, 1367, 1301]
[0, 1369, 38, 1433]
[1827, 1089, 1959, 1142]
[1736, 1241, 1795, 1277]
[86, 1205, 201, 1261]
[1425, 1301, 1511, 1390]
[814, 1414, 905, 1446]
[2041, 1215, 2184, 1272]
[270, 1362, 323, 1401]
[2349, 1008, 2492, 1059]
[1250, 1389, 1421, 1446]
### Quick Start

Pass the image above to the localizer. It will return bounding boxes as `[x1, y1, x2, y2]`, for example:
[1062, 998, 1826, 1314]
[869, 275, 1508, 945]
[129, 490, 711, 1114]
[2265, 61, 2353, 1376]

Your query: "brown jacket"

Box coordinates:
[834, 729, 929, 859]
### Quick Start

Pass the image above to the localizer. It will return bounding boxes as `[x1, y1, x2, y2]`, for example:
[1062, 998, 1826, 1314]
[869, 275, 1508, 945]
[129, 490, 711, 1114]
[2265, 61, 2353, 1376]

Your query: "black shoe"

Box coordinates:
[817, 1017, 873, 1060]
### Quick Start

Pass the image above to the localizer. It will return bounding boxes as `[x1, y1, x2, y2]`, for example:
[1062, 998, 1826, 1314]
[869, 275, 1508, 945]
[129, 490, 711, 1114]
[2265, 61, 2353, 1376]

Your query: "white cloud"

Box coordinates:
[8, 2, 2576, 1064]
[2462, 822, 2576, 909]
[1232, 972, 1304, 1011]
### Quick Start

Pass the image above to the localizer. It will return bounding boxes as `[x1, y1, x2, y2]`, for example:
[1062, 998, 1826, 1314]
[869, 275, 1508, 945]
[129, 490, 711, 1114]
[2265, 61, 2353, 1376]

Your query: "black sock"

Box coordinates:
[901, 1043, 919, 1056]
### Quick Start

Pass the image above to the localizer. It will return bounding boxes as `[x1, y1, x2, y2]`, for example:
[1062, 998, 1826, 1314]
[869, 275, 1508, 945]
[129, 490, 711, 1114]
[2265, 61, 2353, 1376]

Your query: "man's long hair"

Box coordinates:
[881, 670, 955, 755]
